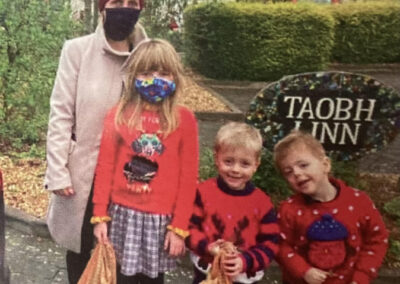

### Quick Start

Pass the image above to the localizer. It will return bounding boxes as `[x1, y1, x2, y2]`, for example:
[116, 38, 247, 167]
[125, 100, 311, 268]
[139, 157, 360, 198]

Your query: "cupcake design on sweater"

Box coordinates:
[306, 214, 349, 270]
[123, 133, 165, 193]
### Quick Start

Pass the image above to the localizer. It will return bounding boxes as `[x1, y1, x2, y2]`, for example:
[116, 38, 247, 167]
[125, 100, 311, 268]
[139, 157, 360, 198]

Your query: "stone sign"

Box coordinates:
[246, 71, 400, 160]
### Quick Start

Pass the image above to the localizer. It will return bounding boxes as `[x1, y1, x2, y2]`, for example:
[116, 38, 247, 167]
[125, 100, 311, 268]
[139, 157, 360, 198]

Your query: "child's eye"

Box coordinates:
[299, 163, 308, 168]
[241, 161, 251, 167]
[159, 71, 172, 77]
[223, 159, 233, 165]
[139, 71, 151, 77]
[282, 169, 293, 176]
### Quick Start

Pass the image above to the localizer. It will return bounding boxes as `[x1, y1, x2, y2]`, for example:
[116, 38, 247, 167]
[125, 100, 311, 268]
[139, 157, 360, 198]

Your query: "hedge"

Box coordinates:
[183, 1, 400, 81]
[184, 2, 334, 81]
[330, 2, 400, 63]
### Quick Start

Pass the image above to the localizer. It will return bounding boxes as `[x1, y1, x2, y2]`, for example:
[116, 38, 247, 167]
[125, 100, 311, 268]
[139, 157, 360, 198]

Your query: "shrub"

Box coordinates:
[384, 196, 400, 219]
[330, 2, 400, 63]
[0, 0, 82, 152]
[184, 2, 334, 81]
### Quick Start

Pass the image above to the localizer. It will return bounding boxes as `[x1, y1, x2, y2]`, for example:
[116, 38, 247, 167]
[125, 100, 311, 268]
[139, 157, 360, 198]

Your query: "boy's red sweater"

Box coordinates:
[92, 106, 199, 231]
[186, 177, 280, 274]
[277, 178, 388, 284]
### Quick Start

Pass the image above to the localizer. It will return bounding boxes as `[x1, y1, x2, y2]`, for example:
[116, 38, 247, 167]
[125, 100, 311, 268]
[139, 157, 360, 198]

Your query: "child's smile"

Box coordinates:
[215, 147, 259, 191]
[279, 143, 334, 201]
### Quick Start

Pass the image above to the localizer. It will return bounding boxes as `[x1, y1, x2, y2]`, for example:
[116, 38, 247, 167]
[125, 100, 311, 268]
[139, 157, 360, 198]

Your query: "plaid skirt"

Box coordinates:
[109, 203, 177, 278]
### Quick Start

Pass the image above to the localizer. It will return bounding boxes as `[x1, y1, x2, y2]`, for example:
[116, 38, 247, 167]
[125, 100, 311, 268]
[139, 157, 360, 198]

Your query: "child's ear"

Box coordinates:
[323, 156, 331, 174]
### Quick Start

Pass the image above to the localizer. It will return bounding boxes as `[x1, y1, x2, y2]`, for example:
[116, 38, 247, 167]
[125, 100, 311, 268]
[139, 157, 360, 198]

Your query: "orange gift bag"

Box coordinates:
[78, 243, 116, 284]
[200, 242, 238, 284]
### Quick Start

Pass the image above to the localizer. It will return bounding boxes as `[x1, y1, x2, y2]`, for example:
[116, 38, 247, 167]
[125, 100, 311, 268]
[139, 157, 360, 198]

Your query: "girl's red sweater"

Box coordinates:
[92, 105, 199, 231]
[277, 178, 388, 284]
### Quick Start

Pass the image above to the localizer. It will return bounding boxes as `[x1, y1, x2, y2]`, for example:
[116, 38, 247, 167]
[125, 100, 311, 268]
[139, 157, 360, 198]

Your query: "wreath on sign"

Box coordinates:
[245, 72, 400, 161]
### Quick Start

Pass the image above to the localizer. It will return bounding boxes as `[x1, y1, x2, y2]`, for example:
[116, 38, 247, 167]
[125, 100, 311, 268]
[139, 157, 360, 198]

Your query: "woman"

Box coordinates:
[45, 1, 147, 283]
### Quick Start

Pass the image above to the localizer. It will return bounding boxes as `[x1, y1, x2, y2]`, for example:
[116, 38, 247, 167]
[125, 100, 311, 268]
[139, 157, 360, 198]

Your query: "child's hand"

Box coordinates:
[222, 253, 243, 277]
[94, 222, 109, 244]
[164, 230, 185, 257]
[207, 239, 225, 256]
[304, 267, 330, 284]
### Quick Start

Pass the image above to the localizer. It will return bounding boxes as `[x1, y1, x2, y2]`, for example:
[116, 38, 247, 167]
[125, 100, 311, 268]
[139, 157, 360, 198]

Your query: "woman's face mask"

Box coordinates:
[135, 77, 176, 104]
[104, 8, 140, 41]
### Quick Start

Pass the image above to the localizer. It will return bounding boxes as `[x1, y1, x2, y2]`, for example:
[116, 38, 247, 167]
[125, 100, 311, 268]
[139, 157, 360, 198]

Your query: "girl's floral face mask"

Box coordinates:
[134, 77, 176, 104]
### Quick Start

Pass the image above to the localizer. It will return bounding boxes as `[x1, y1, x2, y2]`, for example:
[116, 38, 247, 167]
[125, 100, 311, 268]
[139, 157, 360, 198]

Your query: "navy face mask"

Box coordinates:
[104, 8, 140, 41]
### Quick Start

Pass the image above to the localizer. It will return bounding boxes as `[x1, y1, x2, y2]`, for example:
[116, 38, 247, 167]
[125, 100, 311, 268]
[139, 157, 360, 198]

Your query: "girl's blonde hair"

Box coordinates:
[273, 130, 327, 168]
[214, 122, 263, 159]
[116, 39, 186, 135]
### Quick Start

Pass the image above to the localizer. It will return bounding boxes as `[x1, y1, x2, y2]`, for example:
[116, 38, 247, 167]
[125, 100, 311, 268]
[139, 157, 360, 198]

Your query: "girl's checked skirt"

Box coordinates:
[109, 203, 177, 278]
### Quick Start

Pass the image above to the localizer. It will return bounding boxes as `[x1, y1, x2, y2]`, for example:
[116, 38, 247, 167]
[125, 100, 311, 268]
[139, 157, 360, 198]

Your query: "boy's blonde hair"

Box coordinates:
[214, 122, 263, 159]
[273, 130, 327, 168]
[116, 39, 187, 135]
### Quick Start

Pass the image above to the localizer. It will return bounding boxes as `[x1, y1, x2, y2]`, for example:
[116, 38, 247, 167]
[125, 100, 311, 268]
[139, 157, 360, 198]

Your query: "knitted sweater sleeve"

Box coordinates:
[92, 109, 118, 217]
[240, 196, 280, 273]
[169, 108, 199, 231]
[352, 192, 389, 284]
[277, 201, 311, 280]
[186, 189, 210, 256]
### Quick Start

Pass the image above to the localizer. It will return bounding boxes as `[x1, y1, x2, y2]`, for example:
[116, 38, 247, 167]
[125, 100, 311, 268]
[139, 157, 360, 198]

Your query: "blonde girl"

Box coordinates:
[92, 39, 199, 284]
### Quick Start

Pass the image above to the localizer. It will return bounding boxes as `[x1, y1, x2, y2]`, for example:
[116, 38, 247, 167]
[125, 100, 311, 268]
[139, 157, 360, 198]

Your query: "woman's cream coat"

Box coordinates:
[45, 24, 147, 253]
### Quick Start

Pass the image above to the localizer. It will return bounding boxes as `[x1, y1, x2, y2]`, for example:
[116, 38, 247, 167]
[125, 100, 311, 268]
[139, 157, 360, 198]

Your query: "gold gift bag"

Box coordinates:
[78, 243, 116, 284]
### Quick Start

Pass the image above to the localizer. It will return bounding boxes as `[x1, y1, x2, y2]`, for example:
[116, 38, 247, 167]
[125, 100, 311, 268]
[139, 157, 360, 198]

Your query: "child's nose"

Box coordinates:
[293, 167, 302, 177]
[231, 163, 240, 172]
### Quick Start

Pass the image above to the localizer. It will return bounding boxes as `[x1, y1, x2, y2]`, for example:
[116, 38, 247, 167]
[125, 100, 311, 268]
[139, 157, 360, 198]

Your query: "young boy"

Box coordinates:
[274, 130, 388, 284]
[186, 122, 280, 284]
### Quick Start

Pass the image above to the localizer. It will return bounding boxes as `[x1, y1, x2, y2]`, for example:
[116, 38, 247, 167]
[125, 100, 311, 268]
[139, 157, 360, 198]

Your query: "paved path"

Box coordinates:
[5, 225, 282, 284]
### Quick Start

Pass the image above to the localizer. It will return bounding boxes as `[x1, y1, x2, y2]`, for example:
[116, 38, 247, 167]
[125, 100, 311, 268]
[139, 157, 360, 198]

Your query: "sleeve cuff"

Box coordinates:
[90, 216, 111, 224]
[167, 225, 190, 239]
[239, 254, 247, 272]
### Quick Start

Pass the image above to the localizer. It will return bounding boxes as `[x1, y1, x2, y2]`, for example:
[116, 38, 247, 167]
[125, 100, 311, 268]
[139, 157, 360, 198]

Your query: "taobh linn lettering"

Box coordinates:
[283, 96, 377, 145]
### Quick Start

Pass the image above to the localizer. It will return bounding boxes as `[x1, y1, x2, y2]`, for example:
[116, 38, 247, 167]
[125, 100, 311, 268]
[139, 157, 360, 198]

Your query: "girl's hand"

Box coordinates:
[207, 239, 225, 256]
[222, 254, 243, 277]
[304, 267, 330, 284]
[164, 230, 185, 257]
[94, 222, 109, 244]
[53, 187, 75, 197]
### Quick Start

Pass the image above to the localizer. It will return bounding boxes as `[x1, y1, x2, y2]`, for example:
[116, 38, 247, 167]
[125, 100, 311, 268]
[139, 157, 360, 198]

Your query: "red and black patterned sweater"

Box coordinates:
[186, 177, 280, 276]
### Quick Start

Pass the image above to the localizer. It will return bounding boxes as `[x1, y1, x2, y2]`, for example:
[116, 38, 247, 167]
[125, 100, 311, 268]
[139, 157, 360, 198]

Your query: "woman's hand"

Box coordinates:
[53, 187, 75, 197]
[222, 253, 243, 277]
[304, 267, 330, 284]
[94, 222, 109, 244]
[164, 230, 185, 257]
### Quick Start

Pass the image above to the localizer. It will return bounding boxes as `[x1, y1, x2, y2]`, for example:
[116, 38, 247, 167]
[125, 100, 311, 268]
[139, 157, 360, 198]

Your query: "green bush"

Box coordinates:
[0, 0, 82, 152]
[384, 196, 400, 219]
[330, 2, 400, 63]
[184, 2, 334, 81]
